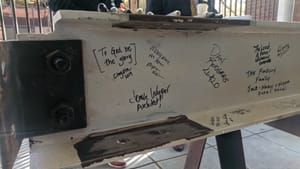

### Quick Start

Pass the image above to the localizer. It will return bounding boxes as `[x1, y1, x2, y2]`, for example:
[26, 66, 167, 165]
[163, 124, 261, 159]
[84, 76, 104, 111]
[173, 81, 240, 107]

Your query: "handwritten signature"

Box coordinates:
[129, 84, 171, 112]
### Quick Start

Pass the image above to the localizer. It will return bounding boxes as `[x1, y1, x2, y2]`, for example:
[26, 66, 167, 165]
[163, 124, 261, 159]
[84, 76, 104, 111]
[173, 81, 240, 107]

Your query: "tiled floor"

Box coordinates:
[3, 124, 300, 169]
[95, 123, 300, 169]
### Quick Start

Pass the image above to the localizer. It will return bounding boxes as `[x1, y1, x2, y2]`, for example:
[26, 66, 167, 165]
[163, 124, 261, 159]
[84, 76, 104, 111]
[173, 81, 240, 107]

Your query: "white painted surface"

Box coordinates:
[277, 0, 295, 22]
[15, 11, 300, 168]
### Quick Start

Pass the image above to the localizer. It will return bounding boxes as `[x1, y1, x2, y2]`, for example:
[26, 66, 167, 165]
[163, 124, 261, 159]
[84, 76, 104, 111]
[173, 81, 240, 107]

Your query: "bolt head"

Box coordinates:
[51, 104, 75, 129]
[46, 50, 71, 74]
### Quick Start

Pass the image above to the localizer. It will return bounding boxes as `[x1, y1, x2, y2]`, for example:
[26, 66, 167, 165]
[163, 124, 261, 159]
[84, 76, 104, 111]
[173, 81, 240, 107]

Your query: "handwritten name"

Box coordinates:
[210, 113, 234, 127]
[203, 44, 229, 88]
[229, 109, 251, 115]
[129, 84, 171, 112]
[277, 43, 290, 57]
[113, 67, 133, 80]
[247, 42, 291, 97]
[146, 46, 170, 79]
[247, 80, 290, 96]
[246, 67, 277, 83]
[254, 43, 271, 65]
[92, 43, 137, 80]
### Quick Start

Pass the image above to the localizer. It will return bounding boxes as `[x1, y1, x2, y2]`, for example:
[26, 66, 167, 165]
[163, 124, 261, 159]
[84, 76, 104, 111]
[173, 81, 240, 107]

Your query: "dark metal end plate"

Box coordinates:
[0, 40, 86, 138]
[74, 115, 212, 167]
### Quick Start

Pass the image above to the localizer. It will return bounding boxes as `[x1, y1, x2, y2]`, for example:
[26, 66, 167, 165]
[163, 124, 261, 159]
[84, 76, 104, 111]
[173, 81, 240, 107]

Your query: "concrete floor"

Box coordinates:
[3, 123, 300, 169]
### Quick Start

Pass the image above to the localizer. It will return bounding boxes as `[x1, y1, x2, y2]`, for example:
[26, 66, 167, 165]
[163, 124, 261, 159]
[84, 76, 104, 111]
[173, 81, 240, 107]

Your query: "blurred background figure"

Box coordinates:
[198, 0, 218, 12]
[146, 0, 194, 16]
[48, 0, 124, 12]
[146, 0, 218, 16]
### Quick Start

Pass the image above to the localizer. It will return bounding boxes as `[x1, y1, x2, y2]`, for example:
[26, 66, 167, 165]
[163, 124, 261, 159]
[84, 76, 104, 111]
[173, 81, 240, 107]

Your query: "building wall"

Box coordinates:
[246, 0, 278, 21]
[293, 0, 300, 21]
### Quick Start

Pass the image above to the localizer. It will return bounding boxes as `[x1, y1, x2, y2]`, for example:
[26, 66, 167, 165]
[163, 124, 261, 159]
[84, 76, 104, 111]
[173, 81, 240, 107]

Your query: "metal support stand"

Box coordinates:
[216, 130, 246, 169]
[184, 139, 206, 169]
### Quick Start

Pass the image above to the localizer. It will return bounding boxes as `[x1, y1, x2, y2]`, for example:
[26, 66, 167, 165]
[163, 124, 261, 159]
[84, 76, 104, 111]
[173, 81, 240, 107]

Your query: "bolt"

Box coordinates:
[117, 138, 130, 145]
[51, 104, 75, 129]
[53, 57, 70, 73]
[46, 50, 71, 74]
[149, 129, 170, 135]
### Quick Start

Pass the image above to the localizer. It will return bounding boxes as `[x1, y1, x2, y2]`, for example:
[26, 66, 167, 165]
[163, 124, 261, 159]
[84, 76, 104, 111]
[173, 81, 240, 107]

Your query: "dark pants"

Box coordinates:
[146, 0, 192, 16]
[48, 0, 123, 12]
[207, 0, 216, 12]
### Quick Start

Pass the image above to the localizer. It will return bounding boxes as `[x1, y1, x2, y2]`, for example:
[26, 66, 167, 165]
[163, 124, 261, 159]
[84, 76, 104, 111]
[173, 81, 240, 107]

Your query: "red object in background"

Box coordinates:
[108, 159, 126, 168]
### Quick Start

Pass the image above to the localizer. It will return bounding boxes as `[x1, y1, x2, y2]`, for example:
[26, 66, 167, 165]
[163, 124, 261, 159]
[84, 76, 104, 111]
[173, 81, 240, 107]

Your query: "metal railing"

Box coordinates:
[245, 0, 278, 21]
[216, 0, 247, 17]
[215, 0, 278, 21]
[0, 0, 53, 40]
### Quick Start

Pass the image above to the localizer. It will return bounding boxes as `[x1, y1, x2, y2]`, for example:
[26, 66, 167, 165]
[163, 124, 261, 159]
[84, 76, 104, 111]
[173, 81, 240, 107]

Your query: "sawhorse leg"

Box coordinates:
[216, 130, 247, 169]
[184, 139, 207, 169]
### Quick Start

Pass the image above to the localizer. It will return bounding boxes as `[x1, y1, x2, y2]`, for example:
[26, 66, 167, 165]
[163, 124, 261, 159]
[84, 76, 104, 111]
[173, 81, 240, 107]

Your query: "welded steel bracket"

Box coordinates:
[74, 115, 211, 167]
[0, 40, 86, 169]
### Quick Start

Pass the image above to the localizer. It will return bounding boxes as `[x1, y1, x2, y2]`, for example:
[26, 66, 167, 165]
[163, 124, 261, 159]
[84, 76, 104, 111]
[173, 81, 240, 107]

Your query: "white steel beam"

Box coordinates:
[16, 11, 300, 169]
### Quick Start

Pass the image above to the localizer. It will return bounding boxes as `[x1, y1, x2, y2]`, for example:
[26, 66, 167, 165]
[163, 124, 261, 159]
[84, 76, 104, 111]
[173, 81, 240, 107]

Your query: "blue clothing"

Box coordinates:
[146, 0, 192, 16]
[207, 0, 216, 12]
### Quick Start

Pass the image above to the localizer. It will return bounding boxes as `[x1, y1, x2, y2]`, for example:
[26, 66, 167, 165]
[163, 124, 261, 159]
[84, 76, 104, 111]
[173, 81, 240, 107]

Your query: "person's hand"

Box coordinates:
[119, 3, 126, 13]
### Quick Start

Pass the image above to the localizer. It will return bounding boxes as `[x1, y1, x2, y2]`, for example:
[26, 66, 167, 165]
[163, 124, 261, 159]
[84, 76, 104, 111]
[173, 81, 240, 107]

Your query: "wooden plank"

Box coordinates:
[113, 14, 250, 30]
[128, 14, 250, 25]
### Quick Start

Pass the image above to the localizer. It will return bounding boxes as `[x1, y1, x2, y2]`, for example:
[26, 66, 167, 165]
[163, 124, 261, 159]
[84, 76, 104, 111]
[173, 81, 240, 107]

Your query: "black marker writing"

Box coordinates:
[253, 43, 271, 66]
[210, 113, 234, 127]
[129, 84, 171, 112]
[277, 43, 290, 57]
[92, 43, 137, 80]
[203, 44, 229, 88]
[146, 46, 170, 79]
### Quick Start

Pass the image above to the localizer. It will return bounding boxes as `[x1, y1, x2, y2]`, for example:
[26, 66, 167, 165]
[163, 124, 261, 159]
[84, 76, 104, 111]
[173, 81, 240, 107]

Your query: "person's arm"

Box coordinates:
[146, 0, 163, 15]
